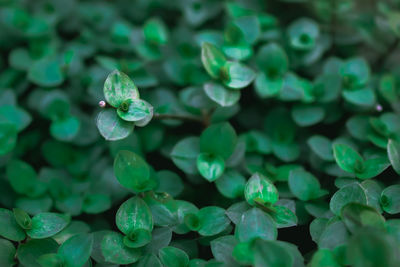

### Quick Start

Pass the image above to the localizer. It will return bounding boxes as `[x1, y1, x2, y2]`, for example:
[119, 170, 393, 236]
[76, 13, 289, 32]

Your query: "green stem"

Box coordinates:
[153, 113, 204, 123]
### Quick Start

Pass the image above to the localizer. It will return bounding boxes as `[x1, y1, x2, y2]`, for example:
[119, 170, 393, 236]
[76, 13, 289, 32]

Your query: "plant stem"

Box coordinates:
[153, 113, 204, 123]
[99, 100, 211, 126]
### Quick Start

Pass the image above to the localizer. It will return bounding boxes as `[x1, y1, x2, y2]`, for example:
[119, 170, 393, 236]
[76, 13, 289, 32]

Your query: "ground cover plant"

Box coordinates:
[1, 0, 400, 266]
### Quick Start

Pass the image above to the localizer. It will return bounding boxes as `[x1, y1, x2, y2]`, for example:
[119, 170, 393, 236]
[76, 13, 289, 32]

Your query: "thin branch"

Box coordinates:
[153, 113, 204, 123]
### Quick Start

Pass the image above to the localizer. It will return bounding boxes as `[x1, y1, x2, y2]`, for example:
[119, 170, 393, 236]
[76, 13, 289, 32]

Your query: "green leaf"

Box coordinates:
[291, 104, 325, 127]
[241, 131, 272, 154]
[200, 122, 237, 160]
[82, 194, 111, 214]
[256, 43, 288, 77]
[52, 221, 91, 244]
[37, 253, 63, 267]
[156, 170, 184, 197]
[171, 137, 200, 175]
[340, 57, 370, 89]
[201, 42, 227, 79]
[114, 150, 150, 192]
[318, 221, 349, 249]
[333, 144, 364, 174]
[221, 61, 255, 89]
[235, 208, 277, 242]
[117, 99, 153, 122]
[136, 254, 163, 267]
[196, 153, 225, 182]
[197, 206, 231, 236]
[288, 169, 327, 201]
[244, 173, 279, 206]
[342, 87, 376, 107]
[203, 82, 240, 107]
[210, 235, 239, 267]
[116, 196, 153, 235]
[27, 212, 70, 239]
[159, 246, 189, 267]
[6, 159, 42, 197]
[215, 170, 246, 199]
[232, 241, 254, 265]
[0, 208, 26, 241]
[144, 227, 172, 253]
[17, 239, 59, 267]
[347, 228, 400, 267]
[50, 116, 80, 141]
[309, 249, 341, 267]
[13, 208, 32, 230]
[288, 18, 319, 50]
[103, 70, 139, 108]
[123, 228, 152, 248]
[341, 203, 385, 233]
[271, 206, 298, 228]
[356, 156, 390, 179]
[101, 232, 141, 264]
[388, 139, 400, 175]
[330, 183, 367, 215]
[0, 239, 16, 267]
[96, 109, 134, 141]
[253, 239, 293, 267]
[381, 185, 400, 214]
[58, 233, 93, 267]
[0, 123, 17, 155]
[143, 17, 168, 45]
[254, 72, 284, 98]
[307, 135, 334, 161]
[0, 105, 32, 131]
[28, 59, 64, 87]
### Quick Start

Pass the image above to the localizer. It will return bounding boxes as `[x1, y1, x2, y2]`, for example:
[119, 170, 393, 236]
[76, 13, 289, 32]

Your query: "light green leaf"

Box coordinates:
[0, 208, 26, 241]
[196, 153, 225, 182]
[198, 206, 230, 236]
[27, 213, 70, 239]
[116, 196, 153, 235]
[244, 173, 278, 206]
[333, 144, 364, 174]
[235, 207, 277, 242]
[101, 232, 141, 265]
[200, 122, 237, 160]
[0, 239, 16, 267]
[381, 185, 400, 214]
[288, 169, 326, 201]
[58, 233, 93, 267]
[96, 109, 134, 141]
[204, 82, 240, 107]
[221, 61, 255, 89]
[330, 183, 367, 215]
[114, 150, 150, 191]
[159, 246, 189, 267]
[201, 42, 227, 79]
[117, 99, 153, 122]
[103, 70, 140, 108]
[388, 139, 400, 175]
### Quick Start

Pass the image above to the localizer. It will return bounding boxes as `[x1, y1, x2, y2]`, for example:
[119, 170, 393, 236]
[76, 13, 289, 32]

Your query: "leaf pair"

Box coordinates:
[184, 206, 231, 236]
[197, 122, 237, 181]
[0, 208, 70, 242]
[37, 234, 93, 267]
[201, 42, 255, 90]
[333, 144, 390, 179]
[97, 70, 153, 141]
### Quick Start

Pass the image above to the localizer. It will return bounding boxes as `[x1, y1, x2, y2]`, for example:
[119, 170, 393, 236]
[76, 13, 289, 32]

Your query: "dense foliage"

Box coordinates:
[1, 0, 400, 266]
